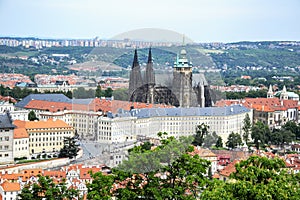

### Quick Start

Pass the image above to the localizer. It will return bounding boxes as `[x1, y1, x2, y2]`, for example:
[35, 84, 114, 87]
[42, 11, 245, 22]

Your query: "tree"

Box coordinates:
[88, 134, 211, 199]
[18, 175, 79, 200]
[242, 113, 251, 145]
[192, 123, 209, 146]
[203, 131, 218, 148]
[226, 132, 243, 149]
[112, 88, 128, 101]
[28, 110, 39, 121]
[251, 121, 270, 149]
[270, 128, 295, 147]
[215, 136, 223, 148]
[95, 85, 103, 98]
[283, 121, 300, 140]
[201, 156, 300, 199]
[58, 136, 80, 159]
[86, 171, 115, 200]
[65, 90, 73, 99]
[104, 87, 113, 97]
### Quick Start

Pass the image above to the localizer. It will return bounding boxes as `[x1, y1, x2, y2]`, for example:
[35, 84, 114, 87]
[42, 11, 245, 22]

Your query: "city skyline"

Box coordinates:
[0, 0, 299, 43]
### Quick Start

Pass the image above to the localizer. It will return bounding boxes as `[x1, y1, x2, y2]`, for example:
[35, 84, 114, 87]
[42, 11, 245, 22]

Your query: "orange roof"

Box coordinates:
[190, 146, 217, 158]
[21, 168, 43, 176]
[0, 173, 22, 181]
[24, 98, 173, 114]
[13, 127, 29, 139]
[14, 119, 72, 129]
[80, 167, 101, 179]
[0, 181, 21, 192]
[216, 98, 298, 112]
[219, 160, 239, 177]
[43, 170, 66, 179]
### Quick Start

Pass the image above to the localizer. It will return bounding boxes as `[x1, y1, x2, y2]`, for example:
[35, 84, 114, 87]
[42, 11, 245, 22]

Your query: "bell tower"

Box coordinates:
[172, 49, 194, 107]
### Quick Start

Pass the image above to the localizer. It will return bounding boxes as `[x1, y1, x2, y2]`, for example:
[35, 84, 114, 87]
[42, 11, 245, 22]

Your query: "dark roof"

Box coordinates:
[0, 113, 15, 129]
[15, 94, 71, 108]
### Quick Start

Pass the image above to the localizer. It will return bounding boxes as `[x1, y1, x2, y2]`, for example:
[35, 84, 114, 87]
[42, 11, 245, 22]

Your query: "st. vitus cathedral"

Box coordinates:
[128, 48, 212, 108]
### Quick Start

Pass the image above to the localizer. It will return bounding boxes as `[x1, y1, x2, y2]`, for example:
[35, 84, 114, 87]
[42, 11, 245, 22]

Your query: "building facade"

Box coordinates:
[14, 119, 75, 155]
[97, 105, 252, 145]
[0, 113, 15, 164]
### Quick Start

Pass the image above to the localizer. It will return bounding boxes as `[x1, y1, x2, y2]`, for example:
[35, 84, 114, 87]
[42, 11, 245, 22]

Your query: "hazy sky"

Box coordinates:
[0, 0, 299, 42]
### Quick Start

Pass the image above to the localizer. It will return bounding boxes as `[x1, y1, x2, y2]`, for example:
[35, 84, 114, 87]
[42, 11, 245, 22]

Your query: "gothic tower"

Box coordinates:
[145, 47, 155, 104]
[128, 49, 143, 101]
[172, 49, 195, 107]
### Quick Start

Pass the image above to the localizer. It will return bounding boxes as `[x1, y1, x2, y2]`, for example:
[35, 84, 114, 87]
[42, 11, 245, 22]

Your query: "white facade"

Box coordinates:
[97, 105, 253, 145]
[0, 101, 14, 113]
[0, 182, 20, 200]
[13, 137, 30, 159]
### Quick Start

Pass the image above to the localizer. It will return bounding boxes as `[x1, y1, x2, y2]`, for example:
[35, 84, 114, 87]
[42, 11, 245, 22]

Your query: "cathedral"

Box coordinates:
[128, 48, 212, 108]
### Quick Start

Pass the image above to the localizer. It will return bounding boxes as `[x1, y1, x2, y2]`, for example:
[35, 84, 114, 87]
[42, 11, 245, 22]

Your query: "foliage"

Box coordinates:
[86, 171, 115, 200]
[18, 175, 79, 200]
[87, 133, 211, 199]
[282, 121, 300, 140]
[58, 136, 80, 159]
[95, 85, 104, 98]
[112, 88, 128, 101]
[270, 128, 295, 146]
[201, 156, 300, 200]
[226, 132, 243, 149]
[73, 87, 95, 99]
[28, 110, 39, 121]
[203, 131, 219, 148]
[215, 136, 223, 148]
[251, 121, 270, 149]
[242, 113, 252, 144]
[128, 141, 153, 154]
[192, 123, 209, 146]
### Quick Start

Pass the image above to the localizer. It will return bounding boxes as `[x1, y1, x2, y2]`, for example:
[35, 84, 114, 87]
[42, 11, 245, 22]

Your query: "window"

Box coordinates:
[5, 136, 9, 141]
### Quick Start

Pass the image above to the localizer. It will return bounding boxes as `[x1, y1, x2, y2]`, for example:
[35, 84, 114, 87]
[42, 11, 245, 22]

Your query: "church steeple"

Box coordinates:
[280, 85, 288, 100]
[145, 47, 155, 86]
[128, 49, 143, 101]
[147, 47, 153, 63]
[267, 85, 274, 98]
[132, 49, 139, 69]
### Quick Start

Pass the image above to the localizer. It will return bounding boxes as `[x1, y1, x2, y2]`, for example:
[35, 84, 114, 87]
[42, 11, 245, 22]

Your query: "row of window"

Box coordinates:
[29, 131, 71, 136]
[0, 145, 10, 150]
[29, 142, 62, 147]
[0, 136, 10, 141]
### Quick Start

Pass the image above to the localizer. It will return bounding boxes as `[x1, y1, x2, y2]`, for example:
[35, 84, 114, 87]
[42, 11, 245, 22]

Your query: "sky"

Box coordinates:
[0, 0, 299, 43]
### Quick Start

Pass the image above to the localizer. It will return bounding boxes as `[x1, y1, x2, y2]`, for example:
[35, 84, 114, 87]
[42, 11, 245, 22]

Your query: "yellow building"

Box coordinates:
[14, 119, 75, 155]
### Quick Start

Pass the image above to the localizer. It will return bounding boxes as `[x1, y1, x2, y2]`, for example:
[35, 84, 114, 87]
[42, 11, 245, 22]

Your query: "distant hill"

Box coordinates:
[111, 28, 194, 44]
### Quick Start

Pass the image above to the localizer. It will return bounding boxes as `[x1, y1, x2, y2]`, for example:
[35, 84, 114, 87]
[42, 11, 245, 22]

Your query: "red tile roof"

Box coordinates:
[24, 98, 173, 114]
[0, 181, 20, 192]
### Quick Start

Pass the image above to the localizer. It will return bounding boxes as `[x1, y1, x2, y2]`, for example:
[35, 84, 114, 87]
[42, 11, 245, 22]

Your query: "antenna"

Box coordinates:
[182, 34, 185, 46]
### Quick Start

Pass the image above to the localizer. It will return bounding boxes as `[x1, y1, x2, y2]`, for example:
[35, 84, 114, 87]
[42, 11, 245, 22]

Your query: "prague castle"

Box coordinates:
[128, 48, 212, 107]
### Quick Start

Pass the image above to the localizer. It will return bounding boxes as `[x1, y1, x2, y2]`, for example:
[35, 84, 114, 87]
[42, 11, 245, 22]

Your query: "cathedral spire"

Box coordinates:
[129, 49, 143, 101]
[147, 47, 153, 64]
[145, 47, 155, 86]
[132, 48, 139, 69]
